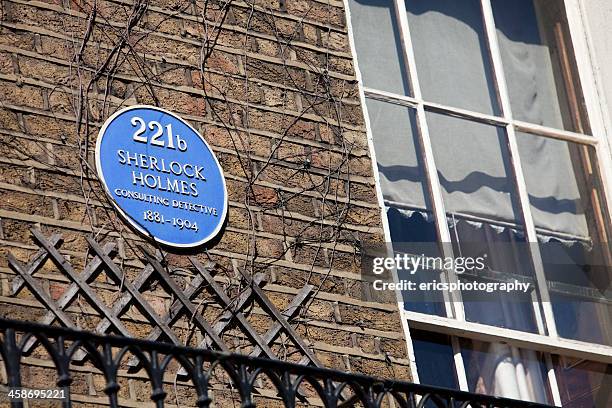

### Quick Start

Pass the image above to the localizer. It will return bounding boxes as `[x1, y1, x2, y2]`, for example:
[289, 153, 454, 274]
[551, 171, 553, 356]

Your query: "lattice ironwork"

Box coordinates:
[0, 318, 552, 407]
[8, 229, 319, 368]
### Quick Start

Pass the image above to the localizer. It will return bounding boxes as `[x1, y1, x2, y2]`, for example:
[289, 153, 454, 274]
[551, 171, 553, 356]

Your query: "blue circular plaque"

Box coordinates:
[95, 105, 228, 248]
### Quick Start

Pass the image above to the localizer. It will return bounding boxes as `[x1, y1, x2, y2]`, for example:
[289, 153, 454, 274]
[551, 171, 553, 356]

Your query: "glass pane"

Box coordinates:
[387, 207, 447, 317]
[460, 338, 551, 404]
[406, 0, 499, 115]
[517, 132, 612, 345]
[549, 292, 612, 345]
[411, 329, 459, 389]
[348, 0, 411, 95]
[449, 220, 538, 333]
[554, 356, 611, 408]
[367, 98, 428, 209]
[427, 112, 521, 224]
[516, 133, 604, 240]
[492, 0, 590, 133]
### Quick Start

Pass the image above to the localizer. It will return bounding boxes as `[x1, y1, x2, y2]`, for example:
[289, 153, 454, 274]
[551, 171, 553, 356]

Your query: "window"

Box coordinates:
[347, 0, 612, 405]
[411, 329, 459, 389]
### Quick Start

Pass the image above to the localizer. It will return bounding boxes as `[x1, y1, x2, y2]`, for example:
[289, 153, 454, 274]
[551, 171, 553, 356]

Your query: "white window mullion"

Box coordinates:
[362, 87, 420, 109]
[544, 353, 563, 406]
[364, 86, 601, 146]
[450, 336, 469, 391]
[514, 120, 598, 145]
[393, 0, 465, 321]
[529, 288, 546, 336]
[479, 0, 559, 339]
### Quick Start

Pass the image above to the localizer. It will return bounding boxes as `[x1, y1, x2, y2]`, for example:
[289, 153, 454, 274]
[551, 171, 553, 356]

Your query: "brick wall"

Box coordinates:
[0, 0, 411, 404]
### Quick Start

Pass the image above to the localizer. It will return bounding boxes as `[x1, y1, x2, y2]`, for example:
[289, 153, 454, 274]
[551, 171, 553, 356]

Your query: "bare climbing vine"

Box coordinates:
[0, 0, 371, 375]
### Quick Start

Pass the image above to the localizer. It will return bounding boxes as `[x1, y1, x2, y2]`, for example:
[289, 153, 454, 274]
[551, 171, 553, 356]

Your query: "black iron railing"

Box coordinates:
[0, 318, 552, 408]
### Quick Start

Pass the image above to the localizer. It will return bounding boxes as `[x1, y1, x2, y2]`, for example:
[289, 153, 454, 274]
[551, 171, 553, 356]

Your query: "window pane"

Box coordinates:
[460, 278, 539, 333]
[517, 132, 612, 345]
[411, 329, 459, 389]
[516, 133, 595, 239]
[554, 356, 611, 408]
[406, 0, 499, 115]
[367, 98, 428, 209]
[448, 218, 537, 333]
[492, 0, 590, 133]
[427, 112, 521, 225]
[549, 291, 612, 346]
[348, 0, 411, 95]
[460, 338, 551, 404]
[543, 241, 612, 346]
[387, 207, 447, 316]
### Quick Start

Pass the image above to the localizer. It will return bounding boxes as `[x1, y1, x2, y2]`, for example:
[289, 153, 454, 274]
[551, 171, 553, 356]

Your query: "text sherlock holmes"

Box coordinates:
[114, 150, 219, 217]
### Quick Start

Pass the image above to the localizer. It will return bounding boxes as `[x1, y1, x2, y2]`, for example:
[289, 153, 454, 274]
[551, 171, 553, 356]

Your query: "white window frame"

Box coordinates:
[343, 0, 612, 405]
